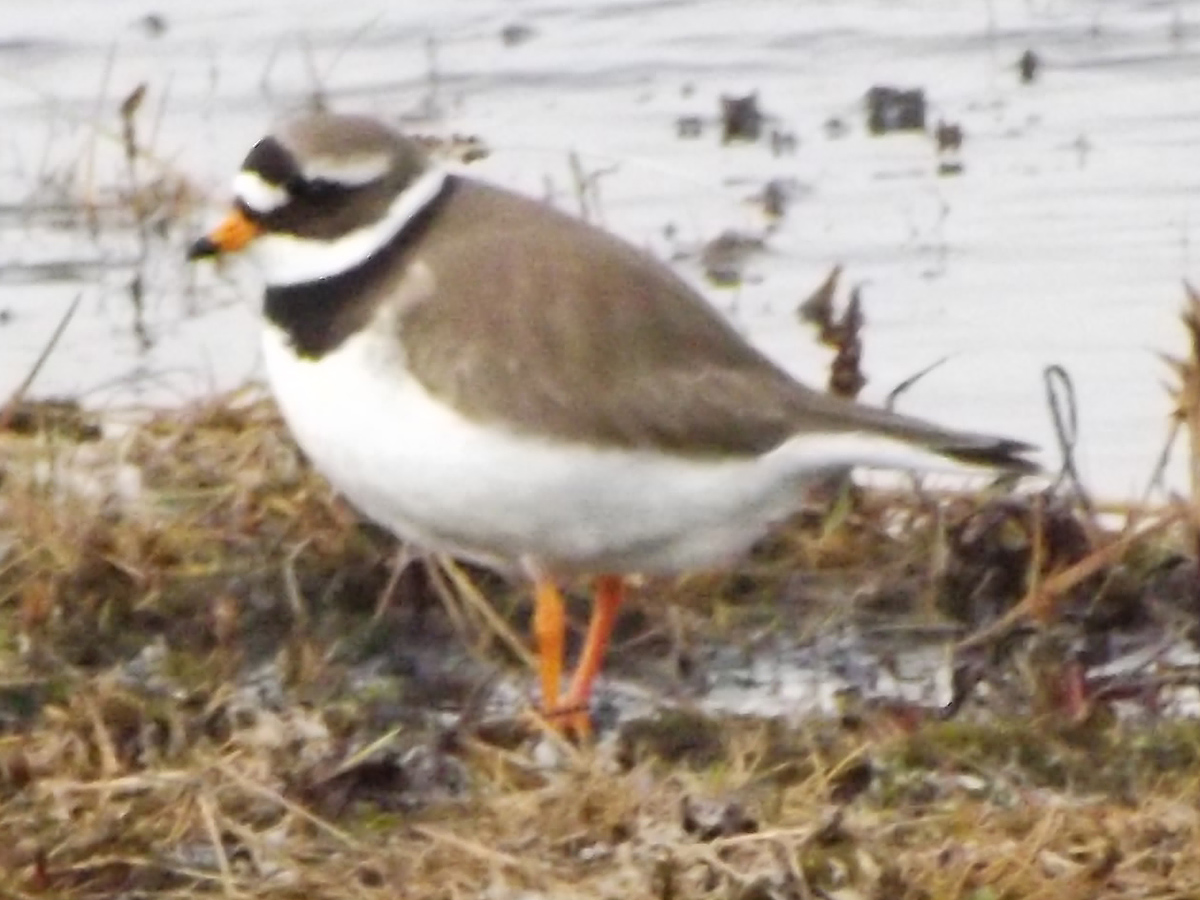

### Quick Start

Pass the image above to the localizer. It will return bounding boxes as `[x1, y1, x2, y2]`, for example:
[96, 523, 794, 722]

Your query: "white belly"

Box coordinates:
[261, 322, 960, 577]
[260, 323, 831, 576]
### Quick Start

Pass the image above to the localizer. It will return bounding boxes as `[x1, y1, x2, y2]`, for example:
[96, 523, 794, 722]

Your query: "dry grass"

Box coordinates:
[0, 382, 1198, 898]
[2, 668, 1200, 898]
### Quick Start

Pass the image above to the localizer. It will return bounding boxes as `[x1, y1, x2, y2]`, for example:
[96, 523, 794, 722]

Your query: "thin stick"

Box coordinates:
[371, 544, 412, 623]
[211, 759, 365, 851]
[411, 824, 544, 873]
[437, 557, 537, 670]
[281, 539, 312, 631]
[0, 292, 84, 431]
[197, 793, 238, 897]
[1044, 364, 1096, 522]
[886, 356, 949, 411]
[1142, 419, 1181, 505]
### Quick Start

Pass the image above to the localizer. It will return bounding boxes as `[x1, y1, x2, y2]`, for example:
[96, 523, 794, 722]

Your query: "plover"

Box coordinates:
[188, 112, 1036, 734]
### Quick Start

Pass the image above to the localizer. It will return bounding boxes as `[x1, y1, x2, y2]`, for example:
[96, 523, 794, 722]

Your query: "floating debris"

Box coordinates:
[934, 119, 963, 152]
[748, 178, 795, 221]
[134, 12, 167, 38]
[1018, 48, 1040, 84]
[934, 119, 965, 176]
[675, 114, 704, 139]
[500, 22, 536, 47]
[699, 229, 767, 286]
[720, 92, 765, 143]
[769, 128, 797, 156]
[824, 116, 848, 139]
[864, 85, 927, 135]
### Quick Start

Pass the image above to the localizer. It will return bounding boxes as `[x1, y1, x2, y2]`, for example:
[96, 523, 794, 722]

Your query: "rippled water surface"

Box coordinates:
[4, 0, 1200, 500]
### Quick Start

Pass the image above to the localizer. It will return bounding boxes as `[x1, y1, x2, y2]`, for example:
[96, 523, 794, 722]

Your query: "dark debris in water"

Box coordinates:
[1019, 48, 1041, 84]
[135, 12, 168, 38]
[720, 92, 766, 143]
[697, 230, 767, 287]
[934, 119, 966, 176]
[676, 114, 704, 139]
[864, 85, 927, 135]
[934, 119, 964, 153]
[747, 178, 797, 221]
[500, 22, 537, 47]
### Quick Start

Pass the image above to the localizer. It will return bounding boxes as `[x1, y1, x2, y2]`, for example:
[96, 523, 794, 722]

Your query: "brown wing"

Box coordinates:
[400, 178, 1037, 471]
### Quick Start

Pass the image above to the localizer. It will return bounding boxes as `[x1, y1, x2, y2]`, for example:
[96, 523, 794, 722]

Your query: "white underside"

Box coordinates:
[262, 323, 982, 578]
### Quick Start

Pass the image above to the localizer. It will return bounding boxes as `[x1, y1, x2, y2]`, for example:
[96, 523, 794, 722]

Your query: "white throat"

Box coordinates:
[246, 167, 449, 287]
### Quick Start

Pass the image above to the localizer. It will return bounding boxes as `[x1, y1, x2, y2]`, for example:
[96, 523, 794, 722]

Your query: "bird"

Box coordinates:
[187, 112, 1037, 736]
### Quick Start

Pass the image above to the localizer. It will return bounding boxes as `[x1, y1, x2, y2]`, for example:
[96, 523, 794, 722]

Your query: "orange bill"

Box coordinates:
[186, 208, 260, 260]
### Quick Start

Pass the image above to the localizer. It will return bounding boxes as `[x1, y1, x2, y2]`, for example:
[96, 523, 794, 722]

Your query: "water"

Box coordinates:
[3, 0, 1199, 501]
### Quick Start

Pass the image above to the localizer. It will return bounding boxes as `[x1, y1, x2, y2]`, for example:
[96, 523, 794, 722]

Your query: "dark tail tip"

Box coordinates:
[944, 438, 1042, 476]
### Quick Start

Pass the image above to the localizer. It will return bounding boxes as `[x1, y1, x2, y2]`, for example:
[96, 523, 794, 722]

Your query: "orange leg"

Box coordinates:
[559, 575, 625, 736]
[533, 579, 566, 714]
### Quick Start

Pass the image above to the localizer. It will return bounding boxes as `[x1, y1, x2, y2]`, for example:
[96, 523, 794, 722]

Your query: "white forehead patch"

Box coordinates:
[233, 170, 289, 215]
[301, 152, 392, 187]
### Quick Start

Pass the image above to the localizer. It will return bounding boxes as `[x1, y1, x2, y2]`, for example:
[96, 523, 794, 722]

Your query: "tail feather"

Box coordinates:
[935, 436, 1041, 476]
[792, 389, 1041, 478]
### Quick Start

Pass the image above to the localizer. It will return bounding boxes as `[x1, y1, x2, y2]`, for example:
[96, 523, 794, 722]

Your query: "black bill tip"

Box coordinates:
[186, 236, 220, 261]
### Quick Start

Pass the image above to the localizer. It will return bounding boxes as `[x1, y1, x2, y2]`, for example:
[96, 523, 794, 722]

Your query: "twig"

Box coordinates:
[886, 356, 949, 411]
[197, 792, 237, 898]
[422, 34, 442, 118]
[298, 34, 327, 111]
[796, 264, 841, 328]
[80, 693, 122, 779]
[211, 759, 365, 851]
[330, 726, 404, 777]
[1142, 419, 1181, 505]
[1044, 364, 1096, 521]
[119, 82, 153, 350]
[281, 539, 312, 632]
[796, 270, 866, 398]
[81, 41, 118, 235]
[0, 292, 84, 431]
[412, 824, 545, 873]
[567, 150, 618, 224]
[371, 543, 414, 623]
[322, 14, 385, 85]
[436, 557, 536, 671]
